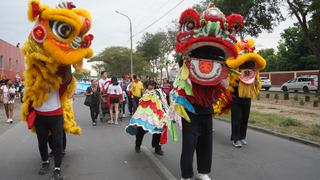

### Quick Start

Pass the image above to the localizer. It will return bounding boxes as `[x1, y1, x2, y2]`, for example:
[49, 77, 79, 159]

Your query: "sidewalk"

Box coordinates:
[0, 99, 168, 180]
[0, 102, 21, 135]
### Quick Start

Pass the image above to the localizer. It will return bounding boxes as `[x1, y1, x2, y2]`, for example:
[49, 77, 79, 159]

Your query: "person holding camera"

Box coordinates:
[0, 80, 16, 123]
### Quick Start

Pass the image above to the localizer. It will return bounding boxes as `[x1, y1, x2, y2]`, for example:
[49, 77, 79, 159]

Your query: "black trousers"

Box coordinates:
[135, 127, 161, 150]
[122, 100, 126, 114]
[231, 98, 251, 141]
[35, 115, 64, 168]
[132, 97, 140, 114]
[90, 104, 100, 123]
[48, 131, 66, 151]
[180, 113, 213, 178]
[128, 97, 133, 114]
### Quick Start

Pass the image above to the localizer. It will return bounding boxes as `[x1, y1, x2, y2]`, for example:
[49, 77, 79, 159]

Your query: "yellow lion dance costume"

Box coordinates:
[21, 0, 93, 135]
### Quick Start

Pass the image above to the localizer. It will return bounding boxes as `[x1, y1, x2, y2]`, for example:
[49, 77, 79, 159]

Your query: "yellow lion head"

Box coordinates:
[26, 0, 93, 67]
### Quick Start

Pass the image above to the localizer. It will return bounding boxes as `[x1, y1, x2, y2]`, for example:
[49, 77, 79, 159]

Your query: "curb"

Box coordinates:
[215, 118, 320, 148]
[141, 146, 177, 180]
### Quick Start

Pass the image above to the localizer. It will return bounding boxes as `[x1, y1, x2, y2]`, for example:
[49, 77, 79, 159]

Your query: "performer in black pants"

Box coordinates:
[180, 106, 213, 178]
[230, 87, 251, 147]
[48, 131, 67, 156]
[135, 127, 163, 155]
[226, 39, 267, 148]
[35, 115, 64, 174]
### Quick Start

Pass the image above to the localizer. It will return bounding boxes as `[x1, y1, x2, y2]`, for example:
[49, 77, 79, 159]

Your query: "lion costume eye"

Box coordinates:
[50, 21, 73, 40]
[182, 21, 195, 33]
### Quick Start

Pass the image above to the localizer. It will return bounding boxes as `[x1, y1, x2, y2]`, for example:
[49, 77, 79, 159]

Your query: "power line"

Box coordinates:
[132, 0, 185, 38]
[134, 0, 172, 31]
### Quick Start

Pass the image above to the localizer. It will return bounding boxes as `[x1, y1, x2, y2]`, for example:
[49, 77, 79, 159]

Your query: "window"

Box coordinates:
[9, 58, 12, 70]
[0, 55, 3, 69]
[16, 59, 19, 72]
[288, 79, 295, 83]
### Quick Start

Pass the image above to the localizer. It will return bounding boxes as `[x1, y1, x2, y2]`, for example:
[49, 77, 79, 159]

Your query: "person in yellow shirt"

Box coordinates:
[131, 75, 144, 113]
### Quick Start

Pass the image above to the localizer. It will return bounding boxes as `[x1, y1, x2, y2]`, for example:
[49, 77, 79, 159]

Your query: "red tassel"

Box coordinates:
[160, 125, 168, 145]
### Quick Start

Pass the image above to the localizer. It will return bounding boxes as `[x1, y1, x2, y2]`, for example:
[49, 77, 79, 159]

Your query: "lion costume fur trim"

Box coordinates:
[21, 0, 94, 135]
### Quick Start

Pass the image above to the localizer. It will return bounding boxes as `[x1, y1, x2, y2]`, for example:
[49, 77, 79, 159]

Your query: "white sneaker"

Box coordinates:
[181, 178, 191, 180]
[196, 173, 211, 180]
[6, 119, 13, 124]
[107, 120, 114, 124]
[232, 140, 242, 148]
[122, 114, 126, 118]
[240, 139, 247, 145]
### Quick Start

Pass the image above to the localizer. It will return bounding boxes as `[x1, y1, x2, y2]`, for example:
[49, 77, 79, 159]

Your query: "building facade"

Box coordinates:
[0, 38, 25, 80]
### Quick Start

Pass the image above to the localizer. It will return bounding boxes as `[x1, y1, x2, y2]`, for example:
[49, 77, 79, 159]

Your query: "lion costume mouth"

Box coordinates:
[184, 44, 229, 86]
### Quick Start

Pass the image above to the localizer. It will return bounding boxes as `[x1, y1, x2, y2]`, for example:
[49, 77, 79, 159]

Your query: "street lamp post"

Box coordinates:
[115, 10, 133, 77]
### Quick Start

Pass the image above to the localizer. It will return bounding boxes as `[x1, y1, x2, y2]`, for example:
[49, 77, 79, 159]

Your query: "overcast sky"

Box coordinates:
[0, 0, 296, 73]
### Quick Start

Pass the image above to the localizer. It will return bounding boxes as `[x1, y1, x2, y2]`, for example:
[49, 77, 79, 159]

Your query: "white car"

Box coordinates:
[281, 76, 318, 92]
[260, 77, 271, 91]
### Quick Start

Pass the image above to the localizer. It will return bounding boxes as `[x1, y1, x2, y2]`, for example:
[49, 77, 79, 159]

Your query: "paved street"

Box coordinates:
[0, 97, 320, 180]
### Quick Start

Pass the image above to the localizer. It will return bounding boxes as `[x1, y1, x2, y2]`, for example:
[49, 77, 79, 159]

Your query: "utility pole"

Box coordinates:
[115, 10, 133, 77]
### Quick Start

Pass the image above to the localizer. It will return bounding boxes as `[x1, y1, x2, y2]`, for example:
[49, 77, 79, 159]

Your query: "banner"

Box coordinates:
[76, 81, 91, 93]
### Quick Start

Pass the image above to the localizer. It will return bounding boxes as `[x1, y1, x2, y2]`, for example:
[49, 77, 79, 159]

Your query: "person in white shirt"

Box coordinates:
[0, 80, 16, 123]
[107, 77, 123, 125]
[98, 71, 111, 121]
[98, 71, 111, 93]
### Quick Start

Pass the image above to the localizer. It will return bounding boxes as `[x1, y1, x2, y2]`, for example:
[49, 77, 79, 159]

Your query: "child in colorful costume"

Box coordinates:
[21, 1, 93, 179]
[126, 81, 175, 155]
[226, 39, 266, 147]
[171, 3, 243, 180]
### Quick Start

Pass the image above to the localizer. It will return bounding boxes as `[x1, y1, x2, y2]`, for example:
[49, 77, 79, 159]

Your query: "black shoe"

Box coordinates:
[51, 169, 64, 180]
[155, 148, 164, 156]
[135, 146, 141, 153]
[38, 162, 50, 175]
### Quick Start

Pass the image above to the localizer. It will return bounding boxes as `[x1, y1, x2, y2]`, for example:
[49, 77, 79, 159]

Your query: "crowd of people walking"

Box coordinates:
[84, 71, 173, 128]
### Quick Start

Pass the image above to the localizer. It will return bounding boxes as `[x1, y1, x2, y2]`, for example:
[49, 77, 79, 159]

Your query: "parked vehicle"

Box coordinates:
[280, 76, 318, 92]
[260, 77, 271, 91]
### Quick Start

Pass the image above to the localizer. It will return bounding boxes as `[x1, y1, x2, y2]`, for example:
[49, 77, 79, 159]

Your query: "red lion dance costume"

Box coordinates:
[171, 3, 243, 180]
[21, 1, 93, 179]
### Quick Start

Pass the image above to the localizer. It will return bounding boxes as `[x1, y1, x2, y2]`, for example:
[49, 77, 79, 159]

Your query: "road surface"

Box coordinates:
[0, 97, 319, 180]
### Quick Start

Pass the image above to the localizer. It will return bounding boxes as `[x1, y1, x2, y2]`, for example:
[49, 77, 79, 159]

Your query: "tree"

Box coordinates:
[285, 0, 320, 92]
[193, 0, 284, 37]
[257, 48, 279, 72]
[137, 31, 177, 80]
[258, 25, 318, 72]
[276, 25, 318, 71]
[89, 47, 151, 77]
[73, 68, 91, 80]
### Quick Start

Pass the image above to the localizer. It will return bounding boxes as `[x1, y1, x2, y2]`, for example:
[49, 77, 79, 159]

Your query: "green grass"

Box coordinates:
[279, 118, 303, 127]
[217, 111, 320, 143]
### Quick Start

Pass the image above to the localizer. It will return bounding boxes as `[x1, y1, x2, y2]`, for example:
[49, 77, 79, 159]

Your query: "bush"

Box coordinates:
[309, 125, 320, 137]
[274, 94, 279, 99]
[284, 93, 289, 100]
[279, 118, 303, 127]
[294, 94, 299, 101]
[305, 96, 310, 102]
[299, 99, 304, 105]
[266, 93, 270, 98]
[313, 101, 319, 107]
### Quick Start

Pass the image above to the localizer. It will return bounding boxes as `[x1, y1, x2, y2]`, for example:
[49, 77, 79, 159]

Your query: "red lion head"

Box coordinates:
[176, 4, 243, 86]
